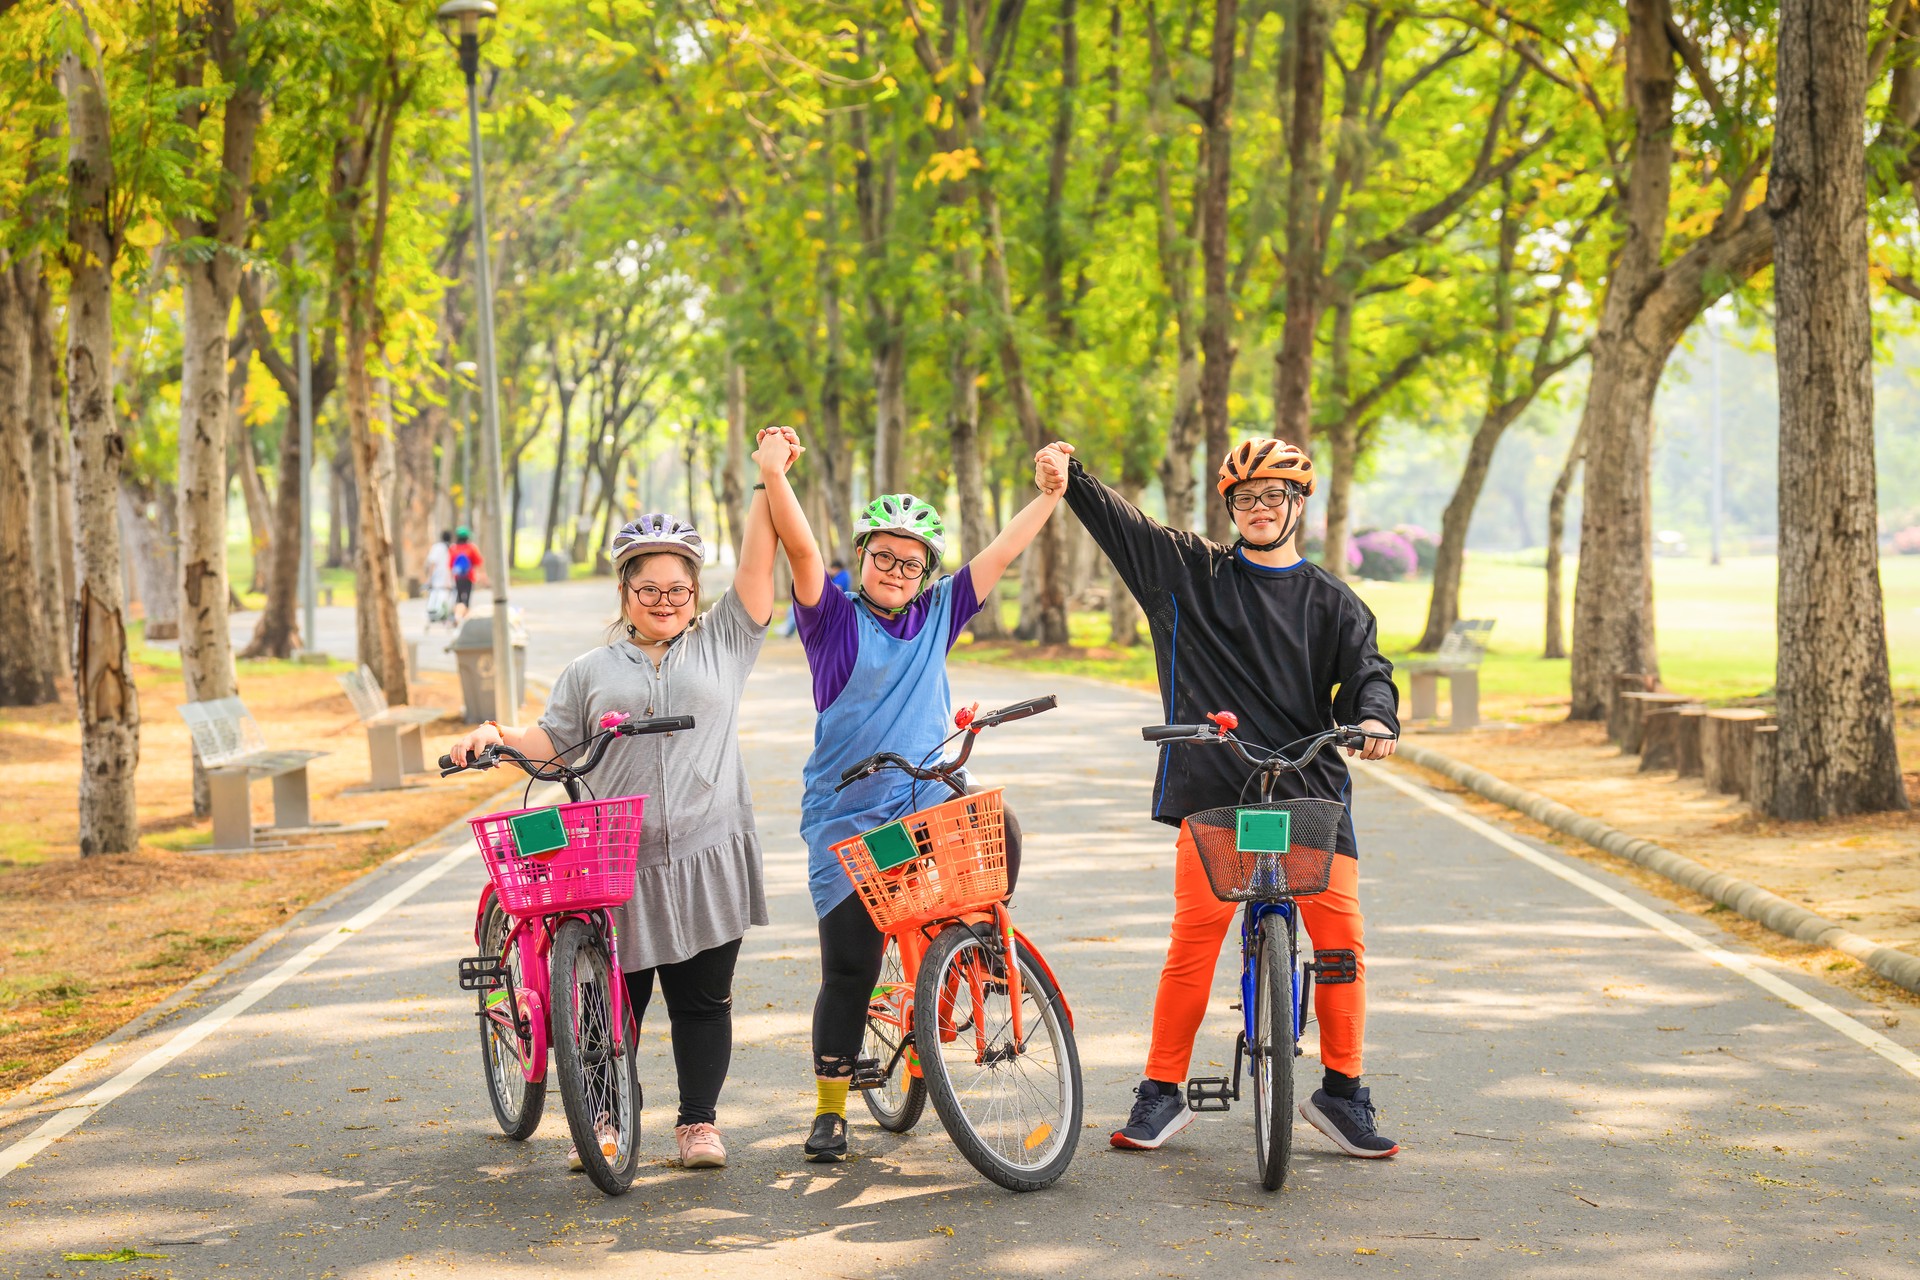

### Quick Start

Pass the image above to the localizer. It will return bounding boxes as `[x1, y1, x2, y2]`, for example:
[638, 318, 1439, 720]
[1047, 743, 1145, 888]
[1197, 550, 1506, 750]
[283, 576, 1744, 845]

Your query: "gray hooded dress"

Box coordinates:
[535, 587, 769, 972]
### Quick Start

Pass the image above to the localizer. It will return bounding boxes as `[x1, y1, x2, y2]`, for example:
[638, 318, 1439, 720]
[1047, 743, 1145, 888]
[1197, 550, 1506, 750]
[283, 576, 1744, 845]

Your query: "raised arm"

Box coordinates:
[756, 427, 828, 607]
[967, 451, 1068, 596]
[734, 485, 777, 626]
[1046, 443, 1206, 602]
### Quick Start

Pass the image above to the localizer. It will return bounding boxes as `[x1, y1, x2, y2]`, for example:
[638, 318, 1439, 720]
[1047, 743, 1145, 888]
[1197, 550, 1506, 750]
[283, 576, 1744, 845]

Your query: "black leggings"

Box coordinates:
[627, 936, 740, 1127]
[812, 799, 1022, 1074]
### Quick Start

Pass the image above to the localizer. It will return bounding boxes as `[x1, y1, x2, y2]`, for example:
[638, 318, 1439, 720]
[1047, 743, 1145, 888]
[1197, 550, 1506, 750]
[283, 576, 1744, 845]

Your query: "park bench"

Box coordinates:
[179, 696, 385, 853]
[339, 664, 444, 791]
[1405, 619, 1496, 730]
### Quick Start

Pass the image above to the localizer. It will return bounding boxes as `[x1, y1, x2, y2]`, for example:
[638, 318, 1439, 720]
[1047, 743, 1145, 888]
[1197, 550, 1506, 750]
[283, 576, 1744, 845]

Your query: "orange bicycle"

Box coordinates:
[831, 696, 1082, 1192]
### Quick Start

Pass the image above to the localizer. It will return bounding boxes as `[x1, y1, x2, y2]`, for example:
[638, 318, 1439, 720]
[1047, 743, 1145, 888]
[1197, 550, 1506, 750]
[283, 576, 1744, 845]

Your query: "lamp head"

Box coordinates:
[435, 0, 497, 46]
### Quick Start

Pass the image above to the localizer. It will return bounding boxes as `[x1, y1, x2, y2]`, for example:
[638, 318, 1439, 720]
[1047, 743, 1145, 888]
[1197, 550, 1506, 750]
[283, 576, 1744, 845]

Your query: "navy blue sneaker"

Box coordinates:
[1110, 1080, 1195, 1150]
[1300, 1086, 1400, 1158]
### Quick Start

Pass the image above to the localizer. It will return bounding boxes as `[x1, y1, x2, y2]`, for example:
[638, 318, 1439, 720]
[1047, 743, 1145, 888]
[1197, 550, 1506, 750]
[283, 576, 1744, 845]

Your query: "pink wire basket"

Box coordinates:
[469, 795, 649, 918]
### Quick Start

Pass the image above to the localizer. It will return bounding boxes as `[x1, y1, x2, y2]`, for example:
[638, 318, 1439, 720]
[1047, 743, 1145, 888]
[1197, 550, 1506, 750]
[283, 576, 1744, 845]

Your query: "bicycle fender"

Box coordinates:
[1013, 929, 1074, 1030]
[471, 884, 499, 946]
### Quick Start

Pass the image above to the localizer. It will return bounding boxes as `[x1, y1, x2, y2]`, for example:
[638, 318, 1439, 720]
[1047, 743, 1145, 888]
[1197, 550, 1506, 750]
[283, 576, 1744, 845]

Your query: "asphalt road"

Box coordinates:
[6, 583, 1919, 1278]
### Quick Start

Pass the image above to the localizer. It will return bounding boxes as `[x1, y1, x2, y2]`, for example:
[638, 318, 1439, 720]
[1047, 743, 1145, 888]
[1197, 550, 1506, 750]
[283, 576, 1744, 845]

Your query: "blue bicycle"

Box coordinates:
[1142, 714, 1394, 1191]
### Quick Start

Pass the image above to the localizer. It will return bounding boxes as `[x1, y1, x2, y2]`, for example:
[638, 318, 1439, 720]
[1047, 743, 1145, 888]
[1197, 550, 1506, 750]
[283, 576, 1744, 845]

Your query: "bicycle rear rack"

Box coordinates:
[1186, 1032, 1247, 1112]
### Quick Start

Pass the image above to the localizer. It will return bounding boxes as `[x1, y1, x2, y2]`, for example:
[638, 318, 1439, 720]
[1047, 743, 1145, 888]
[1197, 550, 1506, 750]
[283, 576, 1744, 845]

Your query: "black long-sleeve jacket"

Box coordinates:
[1065, 457, 1400, 841]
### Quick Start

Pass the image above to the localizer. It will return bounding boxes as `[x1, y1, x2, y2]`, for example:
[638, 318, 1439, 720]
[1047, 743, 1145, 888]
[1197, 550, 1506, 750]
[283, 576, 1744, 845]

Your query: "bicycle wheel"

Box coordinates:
[476, 900, 545, 1140]
[550, 917, 642, 1197]
[1252, 914, 1297, 1192]
[862, 933, 927, 1133]
[914, 924, 1082, 1192]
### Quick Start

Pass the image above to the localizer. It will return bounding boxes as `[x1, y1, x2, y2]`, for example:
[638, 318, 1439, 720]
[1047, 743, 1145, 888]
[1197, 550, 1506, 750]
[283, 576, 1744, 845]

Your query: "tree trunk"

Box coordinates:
[0, 255, 56, 705]
[1107, 472, 1146, 646]
[327, 447, 352, 568]
[27, 259, 71, 684]
[1195, 0, 1240, 545]
[243, 387, 306, 658]
[1543, 421, 1585, 660]
[63, 41, 141, 855]
[1272, 0, 1328, 442]
[120, 477, 182, 641]
[392, 403, 437, 594]
[947, 255, 1006, 639]
[1567, 0, 1775, 718]
[722, 353, 746, 558]
[869, 334, 906, 496]
[1147, 1, 1202, 532]
[542, 373, 575, 555]
[1767, 0, 1906, 818]
[341, 312, 408, 703]
[228, 321, 272, 597]
[815, 188, 855, 566]
[1320, 300, 1356, 578]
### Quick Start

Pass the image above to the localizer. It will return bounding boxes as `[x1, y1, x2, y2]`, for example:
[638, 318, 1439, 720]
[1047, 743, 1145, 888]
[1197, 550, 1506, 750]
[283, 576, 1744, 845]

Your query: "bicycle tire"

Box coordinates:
[549, 917, 642, 1197]
[1252, 916, 1296, 1192]
[476, 899, 545, 1140]
[914, 924, 1082, 1192]
[862, 933, 927, 1133]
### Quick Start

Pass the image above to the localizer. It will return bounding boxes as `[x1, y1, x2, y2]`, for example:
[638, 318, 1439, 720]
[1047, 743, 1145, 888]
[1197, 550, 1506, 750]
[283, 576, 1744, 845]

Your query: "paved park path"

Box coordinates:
[5, 581, 1919, 1278]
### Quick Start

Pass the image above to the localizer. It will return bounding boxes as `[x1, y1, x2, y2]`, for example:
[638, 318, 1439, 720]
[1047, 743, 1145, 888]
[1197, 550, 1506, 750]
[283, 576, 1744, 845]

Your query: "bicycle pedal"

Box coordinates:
[849, 1057, 887, 1091]
[458, 956, 508, 992]
[1185, 1076, 1235, 1112]
[1307, 948, 1358, 985]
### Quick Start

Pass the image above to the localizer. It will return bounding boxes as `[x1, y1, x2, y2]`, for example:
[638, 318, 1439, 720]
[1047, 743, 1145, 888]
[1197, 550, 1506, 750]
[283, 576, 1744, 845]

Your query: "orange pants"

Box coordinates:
[1144, 821, 1366, 1083]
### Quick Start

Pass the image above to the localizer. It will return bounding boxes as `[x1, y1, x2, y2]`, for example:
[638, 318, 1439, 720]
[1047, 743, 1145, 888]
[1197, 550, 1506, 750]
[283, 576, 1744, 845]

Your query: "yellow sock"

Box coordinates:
[815, 1079, 849, 1119]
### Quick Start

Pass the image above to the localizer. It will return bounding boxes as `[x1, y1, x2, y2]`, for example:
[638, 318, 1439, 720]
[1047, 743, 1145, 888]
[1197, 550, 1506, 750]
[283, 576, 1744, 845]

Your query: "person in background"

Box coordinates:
[425, 530, 455, 626]
[828, 560, 851, 595]
[449, 526, 484, 622]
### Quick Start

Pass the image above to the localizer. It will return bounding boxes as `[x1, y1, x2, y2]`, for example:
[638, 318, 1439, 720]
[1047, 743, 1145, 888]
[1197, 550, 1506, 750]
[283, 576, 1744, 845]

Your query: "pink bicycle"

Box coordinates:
[439, 711, 691, 1196]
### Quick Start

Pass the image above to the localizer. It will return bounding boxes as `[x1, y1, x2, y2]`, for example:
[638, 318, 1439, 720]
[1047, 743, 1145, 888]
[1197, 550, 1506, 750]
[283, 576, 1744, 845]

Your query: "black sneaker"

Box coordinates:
[1300, 1087, 1400, 1158]
[804, 1112, 848, 1163]
[1110, 1080, 1196, 1150]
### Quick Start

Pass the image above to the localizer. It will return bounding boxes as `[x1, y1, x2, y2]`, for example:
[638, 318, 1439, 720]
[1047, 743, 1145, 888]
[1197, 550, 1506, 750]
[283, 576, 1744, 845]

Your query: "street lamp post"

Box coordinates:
[437, 0, 516, 721]
[454, 359, 478, 528]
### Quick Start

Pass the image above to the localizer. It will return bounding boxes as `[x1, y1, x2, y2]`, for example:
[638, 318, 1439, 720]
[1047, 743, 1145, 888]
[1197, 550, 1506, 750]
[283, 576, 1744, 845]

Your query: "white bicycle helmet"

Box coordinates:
[610, 514, 704, 574]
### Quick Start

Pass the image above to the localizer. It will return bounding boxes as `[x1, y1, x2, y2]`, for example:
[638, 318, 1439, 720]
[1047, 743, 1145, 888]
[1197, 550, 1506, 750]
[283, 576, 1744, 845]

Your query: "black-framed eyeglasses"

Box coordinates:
[866, 548, 928, 579]
[630, 584, 694, 606]
[1228, 487, 1296, 512]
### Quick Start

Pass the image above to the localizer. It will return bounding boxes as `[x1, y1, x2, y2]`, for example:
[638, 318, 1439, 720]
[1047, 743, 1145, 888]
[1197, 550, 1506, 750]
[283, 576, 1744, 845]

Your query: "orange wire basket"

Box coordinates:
[833, 788, 1008, 932]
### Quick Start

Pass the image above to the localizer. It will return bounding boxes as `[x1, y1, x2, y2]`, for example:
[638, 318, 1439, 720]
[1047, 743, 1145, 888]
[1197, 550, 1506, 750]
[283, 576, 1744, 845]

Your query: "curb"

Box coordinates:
[1396, 741, 1920, 997]
[0, 757, 550, 1132]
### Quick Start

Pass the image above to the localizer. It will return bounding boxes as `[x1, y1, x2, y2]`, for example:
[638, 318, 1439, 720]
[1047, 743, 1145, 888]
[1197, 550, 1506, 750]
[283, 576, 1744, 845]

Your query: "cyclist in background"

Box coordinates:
[425, 530, 454, 625]
[755, 425, 1060, 1163]
[444, 446, 787, 1171]
[449, 526, 483, 622]
[1036, 438, 1402, 1160]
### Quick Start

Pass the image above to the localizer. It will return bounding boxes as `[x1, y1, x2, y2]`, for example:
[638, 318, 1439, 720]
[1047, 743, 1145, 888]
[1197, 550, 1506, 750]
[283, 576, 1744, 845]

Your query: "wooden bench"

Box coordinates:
[1406, 619, 1495, 730]
[179, 696, 385, 853]
[339, 664, 444, 791]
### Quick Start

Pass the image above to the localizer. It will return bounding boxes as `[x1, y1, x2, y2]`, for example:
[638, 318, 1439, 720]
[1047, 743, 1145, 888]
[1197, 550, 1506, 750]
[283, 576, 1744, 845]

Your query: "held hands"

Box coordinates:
[754, 425, 805, 478]
[1032, 441, 1074, 496]
[1347, 719, 1398, 762]
[446, 721, 505, 768]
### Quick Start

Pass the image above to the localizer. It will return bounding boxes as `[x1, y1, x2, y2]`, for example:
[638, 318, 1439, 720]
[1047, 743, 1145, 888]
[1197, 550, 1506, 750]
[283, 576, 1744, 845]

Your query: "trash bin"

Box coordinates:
[449, 615, 528, 722]
[541, 549, 570, 583]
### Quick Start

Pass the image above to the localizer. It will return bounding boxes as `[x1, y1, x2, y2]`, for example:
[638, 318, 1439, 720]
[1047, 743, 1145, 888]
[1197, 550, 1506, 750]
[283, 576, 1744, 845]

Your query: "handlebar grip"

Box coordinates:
[439, 745, 499, 777]
[621, 714, 695, 736]
[1142, 725, 1209, 742]
[840, 755, 881, 785]
[438, 753, 457, 771]
[977, 694, 1058, 726]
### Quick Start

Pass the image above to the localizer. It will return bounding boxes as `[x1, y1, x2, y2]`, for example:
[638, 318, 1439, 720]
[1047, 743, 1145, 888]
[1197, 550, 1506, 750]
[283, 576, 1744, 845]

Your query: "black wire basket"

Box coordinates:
[1183, 797, 1353, 902]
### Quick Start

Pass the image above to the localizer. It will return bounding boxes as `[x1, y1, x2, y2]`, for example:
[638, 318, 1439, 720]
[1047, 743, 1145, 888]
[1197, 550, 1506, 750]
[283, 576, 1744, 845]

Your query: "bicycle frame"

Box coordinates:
[476, 896, 631, 1084]
[864, 901, 1029, 1086]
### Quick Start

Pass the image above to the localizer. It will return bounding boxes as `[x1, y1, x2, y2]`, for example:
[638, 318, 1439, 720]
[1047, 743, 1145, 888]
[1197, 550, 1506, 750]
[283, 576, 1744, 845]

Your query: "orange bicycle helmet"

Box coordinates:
[1217, 438, 1315, 498]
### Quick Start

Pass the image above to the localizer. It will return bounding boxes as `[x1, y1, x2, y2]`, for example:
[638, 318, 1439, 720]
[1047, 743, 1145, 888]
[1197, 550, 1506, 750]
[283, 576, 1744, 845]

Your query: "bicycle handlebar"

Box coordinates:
[438, 713, 695, 777]
[1140, 720, 1395, 773]
[833, 695, 1058, 794]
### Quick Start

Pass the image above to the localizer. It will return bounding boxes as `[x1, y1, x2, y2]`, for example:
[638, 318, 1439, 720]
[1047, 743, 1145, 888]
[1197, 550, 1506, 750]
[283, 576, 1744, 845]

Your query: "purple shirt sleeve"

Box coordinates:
[794, 582, 859, 712]
[945, 566, 982, 651]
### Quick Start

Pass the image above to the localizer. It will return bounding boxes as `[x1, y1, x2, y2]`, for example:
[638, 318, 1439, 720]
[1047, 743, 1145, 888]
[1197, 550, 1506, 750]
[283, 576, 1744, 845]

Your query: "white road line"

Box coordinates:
[1365, 762, 1920, 1083]
[0, 839, 476, 1182]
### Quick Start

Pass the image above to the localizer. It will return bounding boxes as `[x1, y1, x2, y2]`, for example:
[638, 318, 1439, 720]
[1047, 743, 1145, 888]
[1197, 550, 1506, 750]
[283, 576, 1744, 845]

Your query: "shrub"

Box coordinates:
[1394, 524, 1440, 575]
[1353, 528, 1418, 580]
[1892, 525, 1920, 555]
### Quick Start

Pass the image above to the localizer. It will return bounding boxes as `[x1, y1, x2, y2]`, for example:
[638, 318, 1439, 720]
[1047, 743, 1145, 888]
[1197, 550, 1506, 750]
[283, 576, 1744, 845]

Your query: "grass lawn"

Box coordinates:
[958, 554, 1920, 719]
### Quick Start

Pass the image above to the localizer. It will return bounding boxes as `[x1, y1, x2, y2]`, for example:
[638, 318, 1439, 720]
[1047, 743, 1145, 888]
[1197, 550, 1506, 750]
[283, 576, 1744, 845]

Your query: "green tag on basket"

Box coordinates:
[1236, 808, 1291, 855]
[507, 806, 569, 859]
[863, 820, 921, 872]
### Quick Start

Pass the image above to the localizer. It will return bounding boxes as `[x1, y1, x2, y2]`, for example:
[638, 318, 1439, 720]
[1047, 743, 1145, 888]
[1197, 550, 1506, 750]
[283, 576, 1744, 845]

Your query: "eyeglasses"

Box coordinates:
[630, 584, 694, 606]
[1228, 487, 1296, 512]
[866, 548, 928, 579]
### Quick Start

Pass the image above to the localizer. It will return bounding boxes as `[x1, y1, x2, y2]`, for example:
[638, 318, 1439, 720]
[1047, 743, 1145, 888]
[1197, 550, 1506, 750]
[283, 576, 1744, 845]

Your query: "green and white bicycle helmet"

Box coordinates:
[854, 493, 946, 561]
